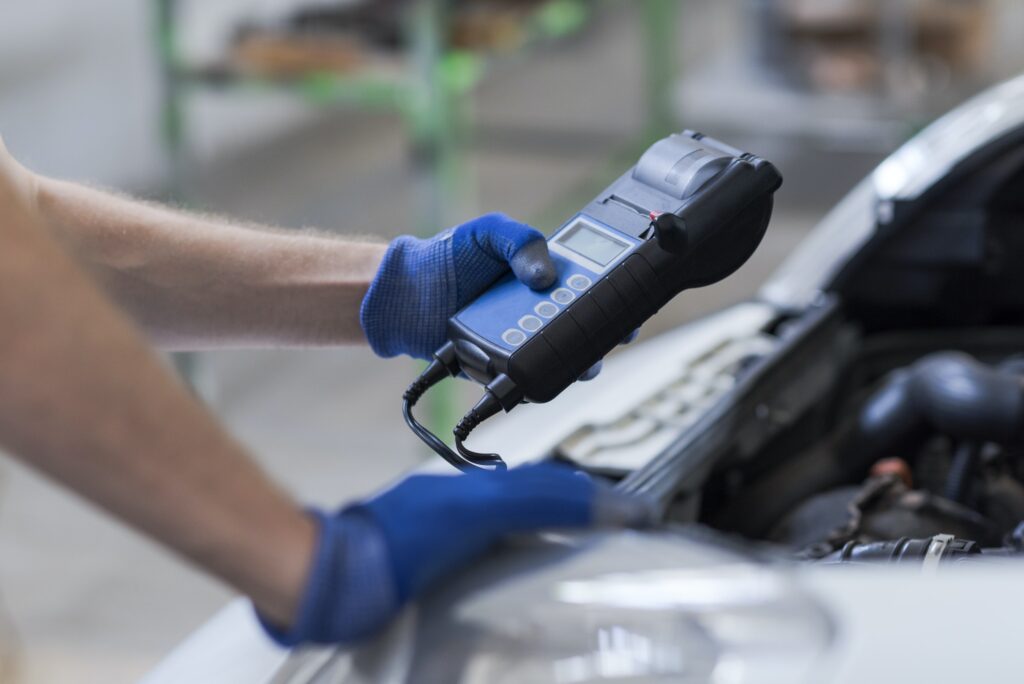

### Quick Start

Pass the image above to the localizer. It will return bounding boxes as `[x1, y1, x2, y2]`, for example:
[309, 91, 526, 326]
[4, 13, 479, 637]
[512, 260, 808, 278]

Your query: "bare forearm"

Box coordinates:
[0, 188, 313, 626]
[35, 177, 386, 349]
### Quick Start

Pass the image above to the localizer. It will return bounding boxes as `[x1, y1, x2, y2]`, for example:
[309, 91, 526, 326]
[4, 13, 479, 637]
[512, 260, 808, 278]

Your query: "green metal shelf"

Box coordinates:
[160, 0, 594, 118]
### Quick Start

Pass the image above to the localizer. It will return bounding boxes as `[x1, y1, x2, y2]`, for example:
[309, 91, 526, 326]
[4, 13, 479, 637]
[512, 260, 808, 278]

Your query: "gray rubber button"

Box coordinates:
[567, 274, 592, 291]
[535, 301, 559, 318]
[552, 288, 576, 305]
[518, 315, 543, 332]
[502, 329, 527, 346]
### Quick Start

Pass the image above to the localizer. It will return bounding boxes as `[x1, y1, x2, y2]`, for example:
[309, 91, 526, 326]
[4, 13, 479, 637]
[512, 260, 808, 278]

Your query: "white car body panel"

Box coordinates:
[139, 600, 287, 684]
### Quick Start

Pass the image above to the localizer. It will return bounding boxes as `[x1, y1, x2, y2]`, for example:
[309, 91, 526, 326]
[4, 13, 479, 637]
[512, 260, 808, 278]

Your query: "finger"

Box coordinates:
[578, 361, 602, 381]
[591, 482, 658, 528]
[509, 464, 656, 528]
[466, 213, 556, 290]
[509, 239, 557, 290]
[493, 463, 593, 529]
[579, 330, 637, 380]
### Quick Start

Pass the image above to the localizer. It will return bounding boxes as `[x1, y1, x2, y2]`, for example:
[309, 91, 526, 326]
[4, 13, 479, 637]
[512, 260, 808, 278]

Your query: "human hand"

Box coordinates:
[257, 462, 654, 646]
[360, 213, 557, 360]
[360, 213, 635, 378]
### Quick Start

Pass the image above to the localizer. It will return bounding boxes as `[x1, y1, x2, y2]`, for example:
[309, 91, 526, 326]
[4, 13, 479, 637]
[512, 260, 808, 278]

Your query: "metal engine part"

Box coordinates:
[821, 534, 981, 566]
[771, 351, 1024, 558]
[772, 475, 1000, 556]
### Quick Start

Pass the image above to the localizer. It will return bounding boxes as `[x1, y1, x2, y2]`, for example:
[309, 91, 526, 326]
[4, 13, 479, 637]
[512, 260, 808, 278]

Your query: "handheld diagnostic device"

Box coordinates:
[404, 131, 782, 472]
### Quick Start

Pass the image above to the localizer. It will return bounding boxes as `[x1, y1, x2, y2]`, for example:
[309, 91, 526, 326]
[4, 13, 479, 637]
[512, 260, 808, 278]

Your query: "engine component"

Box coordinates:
[774, 474, 1000, 555]
[944, 442, 980, 503]
[821, 534, 981, 566]
[976, 466, 1024, 533]
[869, 457, 912, 487]
[855, 351, 1024, 464]
[769, 486, 862, 550]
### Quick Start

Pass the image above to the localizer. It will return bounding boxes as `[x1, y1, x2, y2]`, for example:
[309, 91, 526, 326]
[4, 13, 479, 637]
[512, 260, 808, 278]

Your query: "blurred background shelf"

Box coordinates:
[154, 0, 679, 400]
[155, 0, 676, 205]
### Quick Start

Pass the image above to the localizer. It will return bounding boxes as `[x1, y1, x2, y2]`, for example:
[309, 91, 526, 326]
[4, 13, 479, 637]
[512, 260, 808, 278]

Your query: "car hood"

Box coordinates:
[761, 72, 1024, 311]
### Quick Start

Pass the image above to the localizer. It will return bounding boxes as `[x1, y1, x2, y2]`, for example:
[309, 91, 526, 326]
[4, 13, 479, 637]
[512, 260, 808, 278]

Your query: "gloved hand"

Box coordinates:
[258, 462, 654, 646]
[361, 213, 557, 361]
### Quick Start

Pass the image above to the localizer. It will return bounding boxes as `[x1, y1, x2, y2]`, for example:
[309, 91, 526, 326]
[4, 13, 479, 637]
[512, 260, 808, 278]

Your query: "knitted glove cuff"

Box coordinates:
[359, 233, 456, 359]
[256, 507, 401, 646]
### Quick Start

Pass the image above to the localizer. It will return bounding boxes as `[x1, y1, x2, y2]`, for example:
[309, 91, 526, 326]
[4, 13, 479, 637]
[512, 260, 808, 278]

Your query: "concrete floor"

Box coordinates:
[0, 5, 886, 683]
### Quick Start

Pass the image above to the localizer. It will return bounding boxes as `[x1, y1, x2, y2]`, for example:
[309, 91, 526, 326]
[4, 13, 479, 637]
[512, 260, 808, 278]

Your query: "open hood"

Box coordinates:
[762, 73, 1024, 325]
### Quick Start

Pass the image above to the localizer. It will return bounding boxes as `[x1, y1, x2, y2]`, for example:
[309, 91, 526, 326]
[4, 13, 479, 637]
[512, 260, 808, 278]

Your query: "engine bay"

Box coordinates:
[695, 322, 1024, 565]
[637, 99, 1024, 567]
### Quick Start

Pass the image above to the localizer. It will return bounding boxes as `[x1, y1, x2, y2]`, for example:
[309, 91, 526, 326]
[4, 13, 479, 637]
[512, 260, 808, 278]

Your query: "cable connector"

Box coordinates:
[403, 343, 459, 405]
[454, 393, 502, 441]
[451, 375, 519, 471]
[453, 392, 505, 471]
[403, 343, 509, 473]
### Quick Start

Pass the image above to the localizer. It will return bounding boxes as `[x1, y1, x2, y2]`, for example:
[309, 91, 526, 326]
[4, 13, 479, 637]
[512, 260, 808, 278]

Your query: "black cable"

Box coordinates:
[402, 345, 506, 473]
[454, 394, 505, 471]
[402, 365, 456, 466]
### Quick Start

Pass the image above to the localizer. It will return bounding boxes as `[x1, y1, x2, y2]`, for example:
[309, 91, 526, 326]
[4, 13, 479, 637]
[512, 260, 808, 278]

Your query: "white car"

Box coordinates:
[145, 73, 1024, 684]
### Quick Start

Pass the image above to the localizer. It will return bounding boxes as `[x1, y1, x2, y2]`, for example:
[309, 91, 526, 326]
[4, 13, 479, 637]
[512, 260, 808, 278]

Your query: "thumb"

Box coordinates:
[509, 239, 557, 290]
[464, 213, 557, 290]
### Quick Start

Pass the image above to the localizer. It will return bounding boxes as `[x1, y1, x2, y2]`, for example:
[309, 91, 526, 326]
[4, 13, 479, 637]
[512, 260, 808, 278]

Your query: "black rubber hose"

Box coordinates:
[944, 442, 981, 504]
[912, 353, 1024, 442]
[856, 352, 1024, 462]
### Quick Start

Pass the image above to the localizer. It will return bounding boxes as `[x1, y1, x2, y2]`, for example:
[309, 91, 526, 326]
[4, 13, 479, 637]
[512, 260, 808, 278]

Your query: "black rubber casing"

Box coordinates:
[447, 133, 782, 408]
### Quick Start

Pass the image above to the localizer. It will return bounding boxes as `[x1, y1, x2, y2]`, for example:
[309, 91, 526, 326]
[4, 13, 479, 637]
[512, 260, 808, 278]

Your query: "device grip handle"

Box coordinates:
[654, 159, 782, 255]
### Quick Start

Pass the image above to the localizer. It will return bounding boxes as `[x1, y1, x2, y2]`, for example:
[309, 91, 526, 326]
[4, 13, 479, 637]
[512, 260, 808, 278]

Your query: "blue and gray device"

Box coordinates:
[405, 131, 782, 472]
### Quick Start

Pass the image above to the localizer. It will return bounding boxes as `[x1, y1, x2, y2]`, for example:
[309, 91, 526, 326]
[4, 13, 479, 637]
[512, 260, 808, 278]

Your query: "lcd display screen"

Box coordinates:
[558, 222, 629, 266]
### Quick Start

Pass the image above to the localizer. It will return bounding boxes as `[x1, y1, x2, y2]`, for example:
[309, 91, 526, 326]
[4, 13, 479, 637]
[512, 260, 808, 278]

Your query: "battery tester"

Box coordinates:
[404, 131, 782, 472]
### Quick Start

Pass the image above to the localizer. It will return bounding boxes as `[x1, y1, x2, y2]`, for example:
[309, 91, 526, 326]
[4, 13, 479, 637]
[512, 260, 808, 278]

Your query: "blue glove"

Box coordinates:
[361, 213, 557, 361]
[257, 463, 653, 646]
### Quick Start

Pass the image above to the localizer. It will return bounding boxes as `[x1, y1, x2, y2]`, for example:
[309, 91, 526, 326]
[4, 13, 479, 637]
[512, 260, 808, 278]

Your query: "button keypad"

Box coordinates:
[497, 270, 595, 348]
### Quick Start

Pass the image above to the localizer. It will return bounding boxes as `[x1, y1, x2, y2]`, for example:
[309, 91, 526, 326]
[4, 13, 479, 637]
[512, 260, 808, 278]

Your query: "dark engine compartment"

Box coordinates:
[685, 125, 1024, 565]
[699, 330, 1024, 564]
